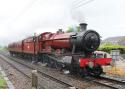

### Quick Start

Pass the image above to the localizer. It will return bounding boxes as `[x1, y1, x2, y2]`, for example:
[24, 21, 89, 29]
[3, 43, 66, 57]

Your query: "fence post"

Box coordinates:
[32, 70, 38, 89]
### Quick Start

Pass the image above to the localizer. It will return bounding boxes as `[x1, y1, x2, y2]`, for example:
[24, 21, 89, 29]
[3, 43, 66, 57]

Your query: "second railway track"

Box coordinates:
[85, 76, 125, 89]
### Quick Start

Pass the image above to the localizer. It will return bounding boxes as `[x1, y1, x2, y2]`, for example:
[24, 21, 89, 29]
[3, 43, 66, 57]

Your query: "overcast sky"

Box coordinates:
[0, 0, 125, 46]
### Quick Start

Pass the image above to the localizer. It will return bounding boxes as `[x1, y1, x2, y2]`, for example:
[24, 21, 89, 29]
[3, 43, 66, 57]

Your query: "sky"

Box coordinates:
[0, 0, 125, 46]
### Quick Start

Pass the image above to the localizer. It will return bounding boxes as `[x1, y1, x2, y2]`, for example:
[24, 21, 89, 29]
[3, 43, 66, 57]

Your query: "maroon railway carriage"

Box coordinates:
[8, 41, 23, 56]
[8, 23, 112, 76]
[23, 36, 39, 54]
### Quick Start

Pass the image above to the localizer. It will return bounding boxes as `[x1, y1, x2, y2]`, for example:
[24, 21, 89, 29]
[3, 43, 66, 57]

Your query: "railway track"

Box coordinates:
[1, 52, 125, 89]
[100, 74, 125, 83]
[0, 53, 75, 89]
[85, 76, 125, 89]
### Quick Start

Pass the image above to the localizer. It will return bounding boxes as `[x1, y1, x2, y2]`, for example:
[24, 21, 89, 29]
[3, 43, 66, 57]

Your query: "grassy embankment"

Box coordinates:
[0, 74, 7, 89]
[0, 47, 7, 88]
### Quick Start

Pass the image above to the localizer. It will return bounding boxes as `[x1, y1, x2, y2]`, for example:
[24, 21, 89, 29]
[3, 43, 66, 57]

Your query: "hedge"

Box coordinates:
[98, 43, 125, 54]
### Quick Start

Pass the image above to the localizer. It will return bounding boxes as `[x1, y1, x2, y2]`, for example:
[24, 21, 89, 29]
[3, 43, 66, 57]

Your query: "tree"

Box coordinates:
[66, 26, 80, 33]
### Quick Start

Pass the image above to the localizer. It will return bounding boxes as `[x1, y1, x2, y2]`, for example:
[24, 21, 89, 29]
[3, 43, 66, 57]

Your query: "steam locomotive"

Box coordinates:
[8, 23, 112, 76]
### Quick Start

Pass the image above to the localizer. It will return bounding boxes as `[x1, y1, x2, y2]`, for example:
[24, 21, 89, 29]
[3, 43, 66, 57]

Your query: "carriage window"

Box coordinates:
[96, 54, 104, 58]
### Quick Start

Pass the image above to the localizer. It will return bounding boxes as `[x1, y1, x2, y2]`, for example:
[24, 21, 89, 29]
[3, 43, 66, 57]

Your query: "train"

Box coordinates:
[8, 23, 112, 76]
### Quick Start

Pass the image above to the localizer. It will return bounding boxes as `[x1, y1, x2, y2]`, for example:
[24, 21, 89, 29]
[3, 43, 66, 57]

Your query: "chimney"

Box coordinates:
[79, 23, 87, 31]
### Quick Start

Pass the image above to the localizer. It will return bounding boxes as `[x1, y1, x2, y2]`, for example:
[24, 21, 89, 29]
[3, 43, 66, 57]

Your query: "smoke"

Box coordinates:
[70, 9, 86, 23]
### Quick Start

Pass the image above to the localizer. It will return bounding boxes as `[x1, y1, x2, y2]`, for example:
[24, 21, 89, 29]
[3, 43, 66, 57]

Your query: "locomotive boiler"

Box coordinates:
[8, 23, 112, 76]
[39, 23, 100, 54]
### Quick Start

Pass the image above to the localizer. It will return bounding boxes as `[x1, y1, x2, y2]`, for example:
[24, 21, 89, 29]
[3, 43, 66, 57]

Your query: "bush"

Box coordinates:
[98, 43, 125, 54]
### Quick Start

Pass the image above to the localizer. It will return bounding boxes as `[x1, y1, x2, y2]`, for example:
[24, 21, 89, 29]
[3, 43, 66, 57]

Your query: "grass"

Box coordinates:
[103, 65, 125, 77]
[0, 74, 7, 89]
[0, 47, 7, 52]
[105, 67, 125, 77]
